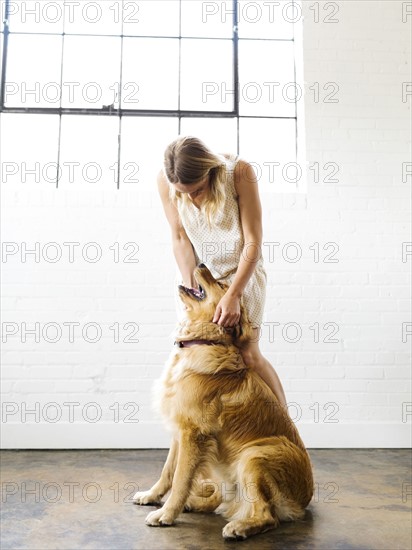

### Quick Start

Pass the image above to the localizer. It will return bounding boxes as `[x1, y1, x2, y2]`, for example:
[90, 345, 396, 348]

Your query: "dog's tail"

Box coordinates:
[184, 477, 223, 513]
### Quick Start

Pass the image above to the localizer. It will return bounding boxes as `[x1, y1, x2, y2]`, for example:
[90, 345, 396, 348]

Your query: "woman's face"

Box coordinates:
[172, 174, 210, 200]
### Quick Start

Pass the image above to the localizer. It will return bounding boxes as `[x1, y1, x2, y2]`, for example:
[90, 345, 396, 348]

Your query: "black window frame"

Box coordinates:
[0, 0, 299, 188]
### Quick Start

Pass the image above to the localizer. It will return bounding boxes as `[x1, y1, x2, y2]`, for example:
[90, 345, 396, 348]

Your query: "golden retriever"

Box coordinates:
[133, 263, 314, 540]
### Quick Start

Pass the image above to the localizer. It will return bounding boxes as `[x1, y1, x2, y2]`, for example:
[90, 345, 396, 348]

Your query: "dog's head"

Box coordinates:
[177, 263, 254, 347]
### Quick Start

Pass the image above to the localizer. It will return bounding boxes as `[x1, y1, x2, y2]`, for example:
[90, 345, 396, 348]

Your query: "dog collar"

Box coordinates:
[174, 339, 215, 348]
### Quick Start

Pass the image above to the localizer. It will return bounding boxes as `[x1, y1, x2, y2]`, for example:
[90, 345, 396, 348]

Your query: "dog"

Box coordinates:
[133, 263, 314, 540]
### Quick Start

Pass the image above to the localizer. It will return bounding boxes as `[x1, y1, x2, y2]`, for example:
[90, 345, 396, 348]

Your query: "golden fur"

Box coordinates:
[133, 264, 314, 540]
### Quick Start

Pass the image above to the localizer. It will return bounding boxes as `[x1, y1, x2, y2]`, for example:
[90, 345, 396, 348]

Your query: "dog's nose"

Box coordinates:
[198, 263, 206, 268]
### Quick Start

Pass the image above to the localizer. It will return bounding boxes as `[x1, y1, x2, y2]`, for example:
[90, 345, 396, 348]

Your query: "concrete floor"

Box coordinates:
[1, 449, 411, 550]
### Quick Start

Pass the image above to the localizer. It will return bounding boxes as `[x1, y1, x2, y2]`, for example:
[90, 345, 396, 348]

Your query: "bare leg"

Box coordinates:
[240, 327, 288, 411]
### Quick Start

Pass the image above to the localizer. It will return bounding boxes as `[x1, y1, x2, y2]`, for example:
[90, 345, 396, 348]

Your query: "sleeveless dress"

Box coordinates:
[173, 155, 267, 329]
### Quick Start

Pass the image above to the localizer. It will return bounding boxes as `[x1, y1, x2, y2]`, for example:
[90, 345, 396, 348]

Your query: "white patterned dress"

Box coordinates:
[173, 155, 267, 329]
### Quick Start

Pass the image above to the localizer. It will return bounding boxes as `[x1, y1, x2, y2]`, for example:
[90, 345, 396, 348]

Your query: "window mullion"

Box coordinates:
[0, 0, 11, 108]
[233, 0, 239, 117]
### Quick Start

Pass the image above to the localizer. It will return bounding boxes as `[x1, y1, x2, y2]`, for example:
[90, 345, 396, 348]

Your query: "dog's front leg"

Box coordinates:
[133, 437, 178, 505]
[145, 430, 203, 526]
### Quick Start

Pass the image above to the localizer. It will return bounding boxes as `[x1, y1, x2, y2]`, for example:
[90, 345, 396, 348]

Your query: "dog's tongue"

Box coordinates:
[190, 287, 203, 298]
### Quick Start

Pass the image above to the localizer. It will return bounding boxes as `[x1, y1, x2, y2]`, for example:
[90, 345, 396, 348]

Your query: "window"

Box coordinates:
[0, 0, 305, 191]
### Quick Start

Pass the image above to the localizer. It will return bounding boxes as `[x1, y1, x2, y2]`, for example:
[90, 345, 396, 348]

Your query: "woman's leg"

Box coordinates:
[240, 327, 288, 411]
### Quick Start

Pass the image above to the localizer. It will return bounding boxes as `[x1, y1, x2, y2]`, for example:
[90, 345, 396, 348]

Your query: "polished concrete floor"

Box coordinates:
[1, 449, 411, 550]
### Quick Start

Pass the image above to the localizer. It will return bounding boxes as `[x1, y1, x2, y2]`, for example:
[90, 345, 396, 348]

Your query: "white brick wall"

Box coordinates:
[1, 1, 411, 448]
[296, 0, 411, 443]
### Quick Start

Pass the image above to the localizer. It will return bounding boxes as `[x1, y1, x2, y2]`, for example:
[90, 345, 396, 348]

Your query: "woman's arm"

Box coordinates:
[212, 160, 263, 326]
[157, 170, 198, 289]
[227, 159, 263, 297]
[172, 237, 198, 289]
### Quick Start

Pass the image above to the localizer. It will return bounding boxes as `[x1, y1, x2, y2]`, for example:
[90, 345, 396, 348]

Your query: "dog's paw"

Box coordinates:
[145, 507, 176, 526]
[133, 490, 162, 505]
[222, 521, 248, 540]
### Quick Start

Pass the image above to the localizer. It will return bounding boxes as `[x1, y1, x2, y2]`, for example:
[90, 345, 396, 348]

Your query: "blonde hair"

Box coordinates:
[163, 136, 236, 230]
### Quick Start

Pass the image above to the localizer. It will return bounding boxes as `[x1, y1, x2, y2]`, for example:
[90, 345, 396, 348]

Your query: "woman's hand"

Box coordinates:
[213, 292, 241, 328]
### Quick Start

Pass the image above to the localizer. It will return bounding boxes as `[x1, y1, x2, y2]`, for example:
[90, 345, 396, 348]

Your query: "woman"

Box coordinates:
[157, 135, 288, 410]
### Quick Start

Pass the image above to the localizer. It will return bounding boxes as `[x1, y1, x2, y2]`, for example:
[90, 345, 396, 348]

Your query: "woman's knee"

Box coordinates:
[240, 345, 262, 367]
